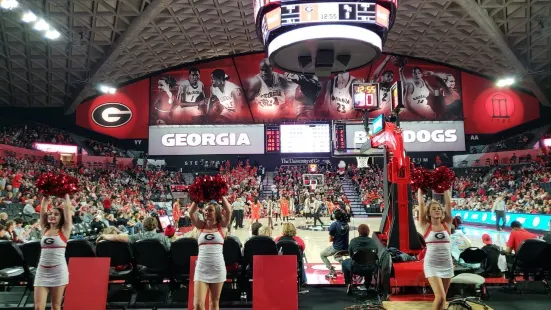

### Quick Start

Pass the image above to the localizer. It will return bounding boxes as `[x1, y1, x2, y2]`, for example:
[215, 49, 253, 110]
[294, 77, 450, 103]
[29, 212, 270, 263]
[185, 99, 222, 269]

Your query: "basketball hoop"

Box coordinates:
[311, 183, 317, 191]
[356, 157, 370, 168]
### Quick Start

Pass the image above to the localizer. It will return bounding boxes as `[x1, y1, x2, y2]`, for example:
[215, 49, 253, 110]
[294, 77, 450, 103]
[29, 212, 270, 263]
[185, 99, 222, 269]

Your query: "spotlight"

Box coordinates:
[495, 77, 515, 87]
[22, 11, 37, 23]
[1, 0, 19, 10]
[45, 30, 60, 40]
[34, 19, 50, 31]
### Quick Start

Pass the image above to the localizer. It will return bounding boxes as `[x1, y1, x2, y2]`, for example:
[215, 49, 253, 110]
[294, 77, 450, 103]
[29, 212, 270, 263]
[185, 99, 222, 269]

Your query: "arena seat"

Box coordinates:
[276, 239, 305, 289]
[169, 238, 198, 282]
[132, 239, 170, 282]
[458, 247, 487, 275]
[95, 241, 134, 282]
[348, 248, 379, 298]
[0, 241, 34, 307]
[132, 240, 171, 306]
[506, 239, 548, 294]
[243, 236, 278, 278]
[66, 239, 96, 260]
[19, 240, 41, 270]
[223, 237, 243, 279]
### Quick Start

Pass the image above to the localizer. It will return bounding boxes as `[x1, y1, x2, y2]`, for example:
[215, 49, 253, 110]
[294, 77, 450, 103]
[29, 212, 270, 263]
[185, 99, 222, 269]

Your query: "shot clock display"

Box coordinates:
[353, 83, 380, 110]
[265, 125, 281, 153]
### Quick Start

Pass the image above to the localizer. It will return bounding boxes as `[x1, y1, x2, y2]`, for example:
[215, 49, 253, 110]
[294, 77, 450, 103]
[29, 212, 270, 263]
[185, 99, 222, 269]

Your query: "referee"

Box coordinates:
[492, 195, 506, 231]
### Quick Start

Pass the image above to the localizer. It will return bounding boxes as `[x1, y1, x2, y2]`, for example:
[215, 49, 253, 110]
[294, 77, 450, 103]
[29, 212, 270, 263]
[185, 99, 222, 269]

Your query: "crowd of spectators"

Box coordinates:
[0, 123, 75, 150]
[272, 164, 348, 210]
[349, 164, 384, 207]
[452, 158, 551, 214]
[87, 140, 127, 157]
[0, 155, 267, 243]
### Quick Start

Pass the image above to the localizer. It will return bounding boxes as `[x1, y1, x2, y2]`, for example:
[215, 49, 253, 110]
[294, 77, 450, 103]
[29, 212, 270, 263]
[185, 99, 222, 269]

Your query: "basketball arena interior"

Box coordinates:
[1, 0, 551, 309]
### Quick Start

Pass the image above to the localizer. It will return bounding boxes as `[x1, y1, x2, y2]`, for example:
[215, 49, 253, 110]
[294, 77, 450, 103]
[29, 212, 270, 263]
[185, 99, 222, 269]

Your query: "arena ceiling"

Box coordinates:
[0, 0, 550, 110]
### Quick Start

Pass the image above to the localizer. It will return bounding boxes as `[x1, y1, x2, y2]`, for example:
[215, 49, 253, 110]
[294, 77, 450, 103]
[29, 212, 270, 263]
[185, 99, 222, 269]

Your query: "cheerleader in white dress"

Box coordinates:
[417, 188, 453, 310]
[189, 198, 231, 310]
[34, 194, 73, 310]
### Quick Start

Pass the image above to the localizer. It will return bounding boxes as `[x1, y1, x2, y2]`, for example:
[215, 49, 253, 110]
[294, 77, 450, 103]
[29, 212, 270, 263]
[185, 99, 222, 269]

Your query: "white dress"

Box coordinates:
[34, 231, 69, 287]
[423, 224, 454, 278]
[194, 225, 226, 283]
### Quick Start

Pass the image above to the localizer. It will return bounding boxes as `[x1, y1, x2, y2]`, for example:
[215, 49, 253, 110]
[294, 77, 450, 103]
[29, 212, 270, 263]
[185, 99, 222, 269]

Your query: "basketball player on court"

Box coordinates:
[322, 72, 363, 119]
[245, 58, 291, 121]
[175, 68, 207, 123]
[152, 76, 178, 124]
[424, 71, 462, 120]
[399, 66, 436, 120]
[368, 55, 395, 116]
[285, 73, 321, 120]
[208, 69, 248, 123]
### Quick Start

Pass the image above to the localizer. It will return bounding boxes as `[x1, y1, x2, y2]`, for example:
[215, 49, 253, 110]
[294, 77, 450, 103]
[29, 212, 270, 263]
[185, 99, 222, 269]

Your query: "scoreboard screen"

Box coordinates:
[265, 125, 281, 153]
[280, 2, 377, 26]
[280, 124, 330, 153]
[352, 83, 379, 109]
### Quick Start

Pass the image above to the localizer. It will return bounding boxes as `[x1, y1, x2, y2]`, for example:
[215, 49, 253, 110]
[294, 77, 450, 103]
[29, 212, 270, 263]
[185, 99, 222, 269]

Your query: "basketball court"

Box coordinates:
[228, 216, 520, 285]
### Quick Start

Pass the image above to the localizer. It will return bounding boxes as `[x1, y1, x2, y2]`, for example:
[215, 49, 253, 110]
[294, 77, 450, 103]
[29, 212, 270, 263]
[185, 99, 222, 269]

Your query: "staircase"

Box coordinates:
[341, 175, 368, 218]
[259, 171, 275, 200]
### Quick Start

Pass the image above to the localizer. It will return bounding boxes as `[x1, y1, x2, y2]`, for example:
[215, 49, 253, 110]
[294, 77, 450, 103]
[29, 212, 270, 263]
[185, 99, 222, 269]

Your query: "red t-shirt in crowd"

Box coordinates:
[11, 174, 22, 188]
[506, 229, 537, 252]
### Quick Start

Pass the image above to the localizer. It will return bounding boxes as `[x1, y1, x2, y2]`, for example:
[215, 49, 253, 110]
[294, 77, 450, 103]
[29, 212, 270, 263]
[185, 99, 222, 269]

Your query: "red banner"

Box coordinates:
[76, 79, 150, 139]
[461, 72, 540, 134]
[73, 52, 541, 138]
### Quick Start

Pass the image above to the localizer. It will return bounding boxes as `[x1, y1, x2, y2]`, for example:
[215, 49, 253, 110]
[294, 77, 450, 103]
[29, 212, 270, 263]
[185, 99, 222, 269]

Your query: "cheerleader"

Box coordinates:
[417, 189, 453, 310]
[190, 198, 231, 310]
[34, 195, 73, 310]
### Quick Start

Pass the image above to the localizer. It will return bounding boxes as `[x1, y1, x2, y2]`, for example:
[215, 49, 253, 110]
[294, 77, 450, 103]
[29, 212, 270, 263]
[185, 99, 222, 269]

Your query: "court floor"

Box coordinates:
[227, 216, 519, 264]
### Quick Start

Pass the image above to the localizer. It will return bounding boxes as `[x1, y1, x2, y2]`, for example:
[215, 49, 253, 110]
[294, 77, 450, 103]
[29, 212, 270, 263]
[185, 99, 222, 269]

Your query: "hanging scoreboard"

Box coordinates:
[255, 1, 398, 74]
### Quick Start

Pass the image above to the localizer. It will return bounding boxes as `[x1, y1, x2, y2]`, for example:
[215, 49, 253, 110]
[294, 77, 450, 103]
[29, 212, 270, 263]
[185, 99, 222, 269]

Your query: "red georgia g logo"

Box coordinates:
[484, 91, 515, 119]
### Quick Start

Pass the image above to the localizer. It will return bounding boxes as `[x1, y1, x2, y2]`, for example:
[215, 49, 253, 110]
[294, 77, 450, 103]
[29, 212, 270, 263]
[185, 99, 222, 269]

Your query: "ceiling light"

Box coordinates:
[1, 0, 19, 10]
[45, 30, 60, 40]
[495, 77, 515, 87]
[98, 84, 117, 94]
[33, 19, 50, 31]
[22, 11, 37, 23]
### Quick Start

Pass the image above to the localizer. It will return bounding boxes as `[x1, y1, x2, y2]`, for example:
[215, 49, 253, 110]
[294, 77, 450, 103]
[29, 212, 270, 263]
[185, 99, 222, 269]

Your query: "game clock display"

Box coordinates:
[353, 83, 379, 110]
[265, 125, 281, 153]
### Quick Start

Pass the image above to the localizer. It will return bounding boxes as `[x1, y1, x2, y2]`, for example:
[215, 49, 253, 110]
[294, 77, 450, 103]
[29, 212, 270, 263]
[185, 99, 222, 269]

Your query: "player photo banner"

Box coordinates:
[149, 58, 254, 125]
[147, 53, 463, 125]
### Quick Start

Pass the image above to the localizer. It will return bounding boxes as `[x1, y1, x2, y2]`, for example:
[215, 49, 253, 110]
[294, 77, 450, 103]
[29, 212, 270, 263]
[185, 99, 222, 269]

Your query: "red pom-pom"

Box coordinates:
[431, 166, 455, 193]
[411, 167, 433, 192]
[188, 175, 228, 202]
[35, 172, 79, 197]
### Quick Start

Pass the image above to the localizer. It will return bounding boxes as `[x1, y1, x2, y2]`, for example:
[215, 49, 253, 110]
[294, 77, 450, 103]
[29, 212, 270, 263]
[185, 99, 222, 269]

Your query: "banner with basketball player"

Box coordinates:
[234, 53, 463, 122]
[149, 58, 254, 125]
[148, 53, 462, 124]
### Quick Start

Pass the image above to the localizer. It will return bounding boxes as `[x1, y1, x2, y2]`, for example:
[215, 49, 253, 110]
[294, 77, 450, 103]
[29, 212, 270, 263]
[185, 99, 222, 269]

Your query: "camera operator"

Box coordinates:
[320, 209, 350, 279]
